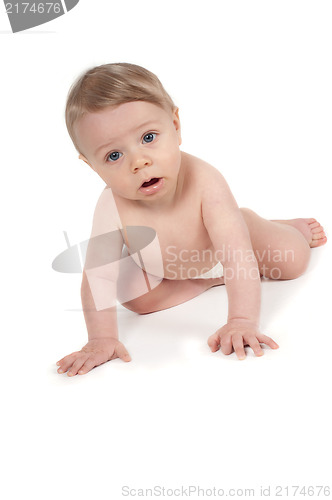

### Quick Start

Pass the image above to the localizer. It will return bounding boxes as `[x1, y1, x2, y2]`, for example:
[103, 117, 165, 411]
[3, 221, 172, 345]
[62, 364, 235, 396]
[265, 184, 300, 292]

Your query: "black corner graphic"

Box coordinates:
[64, 0, 79, 12]
[3, 0, 80, 33]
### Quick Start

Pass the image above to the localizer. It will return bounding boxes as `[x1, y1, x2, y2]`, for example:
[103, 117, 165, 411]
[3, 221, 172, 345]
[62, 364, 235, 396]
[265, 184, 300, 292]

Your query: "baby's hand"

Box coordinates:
[207, 319, 279, 360]
[56, 338, 131, 376]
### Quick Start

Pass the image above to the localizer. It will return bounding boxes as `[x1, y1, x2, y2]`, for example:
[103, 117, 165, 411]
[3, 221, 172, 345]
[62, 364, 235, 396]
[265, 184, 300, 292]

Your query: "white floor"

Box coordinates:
[3, 243, 330, 499]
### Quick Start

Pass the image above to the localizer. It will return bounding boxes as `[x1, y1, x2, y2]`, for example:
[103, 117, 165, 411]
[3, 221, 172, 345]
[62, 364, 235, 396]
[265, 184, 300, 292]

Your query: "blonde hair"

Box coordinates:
[65, 62, 176, 152]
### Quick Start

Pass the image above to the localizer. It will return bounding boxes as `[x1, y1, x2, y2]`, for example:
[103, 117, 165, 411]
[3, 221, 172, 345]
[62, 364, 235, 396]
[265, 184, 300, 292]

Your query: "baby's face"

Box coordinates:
[75, 101, 182, 205]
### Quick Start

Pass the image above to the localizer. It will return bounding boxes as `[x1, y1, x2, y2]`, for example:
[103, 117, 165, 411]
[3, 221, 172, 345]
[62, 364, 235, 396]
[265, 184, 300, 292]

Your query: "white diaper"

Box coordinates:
[192, 261, 224, 279]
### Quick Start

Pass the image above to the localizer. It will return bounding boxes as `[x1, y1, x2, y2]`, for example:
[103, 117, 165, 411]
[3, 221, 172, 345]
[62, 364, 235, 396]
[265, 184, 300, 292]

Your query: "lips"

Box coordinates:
[141, 177, 160, 188]
[139, 177, 164, 195]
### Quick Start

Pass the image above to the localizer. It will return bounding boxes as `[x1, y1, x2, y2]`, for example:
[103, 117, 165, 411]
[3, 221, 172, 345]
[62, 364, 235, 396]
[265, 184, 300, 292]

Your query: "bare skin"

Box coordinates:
[121, 212, 327, 315]
[56, 101, 327, 376]
[56, 212, 326, 375]
[271, 218, 326, 248]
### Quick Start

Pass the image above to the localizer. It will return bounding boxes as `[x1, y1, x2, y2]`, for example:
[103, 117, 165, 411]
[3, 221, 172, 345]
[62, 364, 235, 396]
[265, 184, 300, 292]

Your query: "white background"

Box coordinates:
[1, 1, 331, 499]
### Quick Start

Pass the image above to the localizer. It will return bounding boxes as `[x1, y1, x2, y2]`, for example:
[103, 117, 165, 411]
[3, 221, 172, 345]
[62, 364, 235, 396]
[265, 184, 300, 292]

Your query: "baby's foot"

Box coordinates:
[274, 218, 327, 248]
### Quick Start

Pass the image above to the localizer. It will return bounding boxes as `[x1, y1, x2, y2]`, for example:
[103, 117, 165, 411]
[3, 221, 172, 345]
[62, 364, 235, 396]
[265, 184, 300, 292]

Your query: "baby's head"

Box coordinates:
[65, 63, 176, 155]
[65, 63, 182, 202]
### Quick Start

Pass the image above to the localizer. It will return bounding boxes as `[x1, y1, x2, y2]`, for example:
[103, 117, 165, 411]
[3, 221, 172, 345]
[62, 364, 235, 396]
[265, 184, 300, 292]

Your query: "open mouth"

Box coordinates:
[141, 178, 160, 188]
[139, 177, 164, 195]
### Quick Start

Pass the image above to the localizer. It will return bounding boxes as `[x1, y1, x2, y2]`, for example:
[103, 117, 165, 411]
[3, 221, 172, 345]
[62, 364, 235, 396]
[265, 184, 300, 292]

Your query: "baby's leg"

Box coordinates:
[119, 210, 327, 314]
[120, 273, 224, 315]
[240, 208, 327, 279]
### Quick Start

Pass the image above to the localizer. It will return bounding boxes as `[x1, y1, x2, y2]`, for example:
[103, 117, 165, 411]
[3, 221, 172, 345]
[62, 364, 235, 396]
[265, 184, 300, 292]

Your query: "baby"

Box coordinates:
[56, 63, 327, 376]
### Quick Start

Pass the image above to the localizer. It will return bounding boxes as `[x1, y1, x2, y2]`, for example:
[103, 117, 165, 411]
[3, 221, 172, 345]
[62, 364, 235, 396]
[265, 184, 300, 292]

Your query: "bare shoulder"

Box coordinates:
[182, 152, 239, 222]
[181, 151, 231, 196]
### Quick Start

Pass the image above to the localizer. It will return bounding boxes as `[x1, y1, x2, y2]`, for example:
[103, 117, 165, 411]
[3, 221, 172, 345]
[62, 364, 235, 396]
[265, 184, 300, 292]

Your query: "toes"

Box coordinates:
[308, 221, 320, 229]
[304, 218, 327, 248]
[304, 218, 317, 224]
[310, 235, 327, 248]
[312, 230, 325, 239]
[311, 226, 324, 234]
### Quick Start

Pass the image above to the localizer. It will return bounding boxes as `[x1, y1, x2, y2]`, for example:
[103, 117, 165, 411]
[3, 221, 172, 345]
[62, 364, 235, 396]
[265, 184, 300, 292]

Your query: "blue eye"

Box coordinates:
[143, 133, 156, 144]
[107, 151, 122, 162]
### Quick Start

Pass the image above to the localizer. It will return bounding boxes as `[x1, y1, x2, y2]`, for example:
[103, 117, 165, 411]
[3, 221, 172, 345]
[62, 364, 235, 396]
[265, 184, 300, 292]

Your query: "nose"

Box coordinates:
[130, 154, 152, 173]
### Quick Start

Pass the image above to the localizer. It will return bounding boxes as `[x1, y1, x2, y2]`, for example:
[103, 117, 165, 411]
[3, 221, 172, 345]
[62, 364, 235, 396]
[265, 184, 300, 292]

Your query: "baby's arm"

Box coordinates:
[56, 188, 131, 376]
[201, 167, 278, 359]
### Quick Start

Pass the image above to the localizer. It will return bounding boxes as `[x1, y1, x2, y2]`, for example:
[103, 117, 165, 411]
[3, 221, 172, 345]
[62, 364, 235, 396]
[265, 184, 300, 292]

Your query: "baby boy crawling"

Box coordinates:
[56, 63, 327, 376]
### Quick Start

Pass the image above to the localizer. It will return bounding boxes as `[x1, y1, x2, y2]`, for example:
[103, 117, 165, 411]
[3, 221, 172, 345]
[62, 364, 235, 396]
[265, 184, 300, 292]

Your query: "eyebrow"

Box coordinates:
[94, 120, 160, 155]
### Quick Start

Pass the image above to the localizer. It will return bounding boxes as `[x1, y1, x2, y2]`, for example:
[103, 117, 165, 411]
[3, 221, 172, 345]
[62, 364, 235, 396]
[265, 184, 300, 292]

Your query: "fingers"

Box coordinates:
[56, 352, 82, 375]
[56, 351, 99, 376]
[257, 333, 279, 350]
[56, 341, 132, 377]
[76, 357, 99, 375]
[231, 334, 263, 359]
[209, 328, 279, 360]
[57, 352, 107, 376]
[207, 333, 221, 352]
[115, 342, 132, 362]
[245, 336, 264, 357]
[67, 357, 88, 376]
[232, 334, 246, 360]
[220, 334, 233, 355]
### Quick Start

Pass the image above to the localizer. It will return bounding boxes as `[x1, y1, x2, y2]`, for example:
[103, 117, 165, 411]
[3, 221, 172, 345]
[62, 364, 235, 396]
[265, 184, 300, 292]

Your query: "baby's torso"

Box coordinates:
[113, 153, 220, 279]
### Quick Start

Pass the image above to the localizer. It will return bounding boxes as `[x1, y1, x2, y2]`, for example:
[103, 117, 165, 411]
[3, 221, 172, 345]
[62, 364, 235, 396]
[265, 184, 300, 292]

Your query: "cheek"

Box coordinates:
[96, 167, 120, 188]
[106, 171, 132, 191]
[168, 142, 182, 166]
[160, 134, 181, 159]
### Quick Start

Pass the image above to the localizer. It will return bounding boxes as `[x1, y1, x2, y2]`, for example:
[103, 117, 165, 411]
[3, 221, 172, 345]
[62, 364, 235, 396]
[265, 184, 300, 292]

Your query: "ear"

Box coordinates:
[79, 154, 96, 171]
[172, 107, 182, 146]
